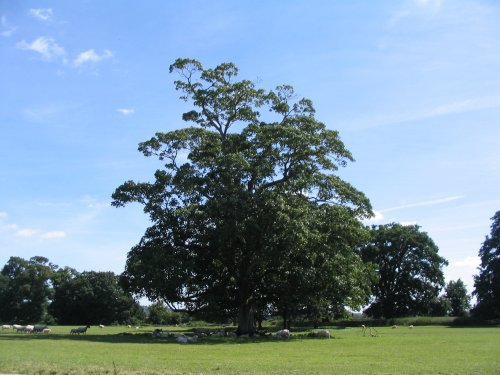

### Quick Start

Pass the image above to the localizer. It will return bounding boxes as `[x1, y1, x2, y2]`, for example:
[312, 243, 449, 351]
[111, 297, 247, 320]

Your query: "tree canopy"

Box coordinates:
[113, 58, 373, 334]
[0, 256, 56, 323]
[361, 223, 448, 318]
[50, 270, 144, 325]
[473, 210, 500, 319]
[0, 256, 143, 325]
[444, 279, 471, 317]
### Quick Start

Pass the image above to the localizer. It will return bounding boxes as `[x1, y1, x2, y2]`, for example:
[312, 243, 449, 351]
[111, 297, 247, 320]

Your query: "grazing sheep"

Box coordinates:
[99, 324, 105, 328]
[33, 324, 48, 333]
[70, 325, 90, 334]
[16, 325, 26, 333]
[409, 325, 414, 329]
[127, 325, 131, 328]
[314, 329, 331, 338]
[42, 328, 51, 334]
[2, 324, 12, 330]
[392, 325, 398, 329]
[24, 325, 34, 333]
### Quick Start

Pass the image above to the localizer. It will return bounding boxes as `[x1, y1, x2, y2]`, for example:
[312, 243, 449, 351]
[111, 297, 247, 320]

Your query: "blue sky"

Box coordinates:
[1, 0, 499, 300]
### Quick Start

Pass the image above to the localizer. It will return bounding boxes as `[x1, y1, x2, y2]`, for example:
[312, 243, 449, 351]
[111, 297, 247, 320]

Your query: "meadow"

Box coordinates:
[0, 324, 498, 374]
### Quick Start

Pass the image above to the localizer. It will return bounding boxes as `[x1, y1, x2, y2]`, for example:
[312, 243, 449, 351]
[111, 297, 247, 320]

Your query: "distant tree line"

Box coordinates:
[0, 256, 145, 325]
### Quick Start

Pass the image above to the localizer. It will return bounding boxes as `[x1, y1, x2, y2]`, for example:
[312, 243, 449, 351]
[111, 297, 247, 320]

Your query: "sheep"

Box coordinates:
[99, 324, 105, 328]
[24, 325, 34, 333]
[42, 328, 51, 334]
[176, 335, 188, 343]
[313, 329, 331, 338]
[409, 325, 414, 329]
[2, 324, 11, 330]
[70, 325, 90, 334]
[15, 325, 26, 333]
[392, 325, 398, 329]
[127, 325, 131, 328]
[176, 334, 198, 343]
[273, 329, 290, 339]
[33, 324, 48, 333]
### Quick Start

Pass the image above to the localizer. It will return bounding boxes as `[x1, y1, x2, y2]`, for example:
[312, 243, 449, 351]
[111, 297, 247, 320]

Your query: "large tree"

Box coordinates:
[113, 58, 372, 335]
[473, 210, 500, 319]
[361, 223, 448, 318]
[0, 256, 56, 323]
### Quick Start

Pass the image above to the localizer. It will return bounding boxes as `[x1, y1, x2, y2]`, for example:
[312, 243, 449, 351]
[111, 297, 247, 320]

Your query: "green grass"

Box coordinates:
[0, 325, 499, 374]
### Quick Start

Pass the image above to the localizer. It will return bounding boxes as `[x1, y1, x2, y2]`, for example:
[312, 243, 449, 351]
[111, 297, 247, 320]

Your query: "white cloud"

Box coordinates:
[116, 108, 135, 115]
[74, 49, 113, 67]
[29, 8, 53, 21]
[415, 0, 444, 8]
[17, 37, 65, 61]
[381, 195, 464, 213]
[15, 228, 39, 237]
[0, 211, 7, 219]
[41, 231, 66, 240]
[364, 210, 384, 224]
[425, 96, 500, 118]
[451, 256, 480, 269]
[1, 16, 17, 37]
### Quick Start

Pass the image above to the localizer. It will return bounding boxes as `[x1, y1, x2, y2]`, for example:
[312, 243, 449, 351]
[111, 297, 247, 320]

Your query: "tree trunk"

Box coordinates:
[237, 302, 256, 336]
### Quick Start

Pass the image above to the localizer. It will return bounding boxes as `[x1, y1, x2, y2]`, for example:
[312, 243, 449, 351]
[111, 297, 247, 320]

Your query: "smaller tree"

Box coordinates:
[428, 296, 451, 316]
[147, 301, 186, 325]
[473, 210, 500, 319]
[50, 271, 143, 325]
[444, 279, 471, 316]
[361, 223, 448, 318]
[0, 256, 56, 323]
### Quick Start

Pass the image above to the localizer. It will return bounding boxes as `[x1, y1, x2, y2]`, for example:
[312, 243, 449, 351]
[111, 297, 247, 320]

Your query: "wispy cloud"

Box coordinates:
[17, 36, 66, 61]
[347, 95, 500, 130]
[41, 231, 66, 240]
[15, 228, 39, 237]
[380, 195, 464, 213]
[29, 8, 53, 22]
[74, 49, 113, 67]
[0, 211, 7, 219]
[415, 0, 444, 9]
[424, 96, 500, 117]
[116, 108, 135, 115]
[1, 16, 17, 37]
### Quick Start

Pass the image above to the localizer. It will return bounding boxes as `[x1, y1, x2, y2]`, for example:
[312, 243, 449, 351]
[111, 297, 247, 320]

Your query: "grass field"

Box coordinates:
[0, 325, 498, 374]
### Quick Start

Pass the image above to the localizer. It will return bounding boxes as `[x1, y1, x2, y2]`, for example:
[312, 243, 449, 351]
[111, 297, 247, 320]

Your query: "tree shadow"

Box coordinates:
[0, 332, 315, 345]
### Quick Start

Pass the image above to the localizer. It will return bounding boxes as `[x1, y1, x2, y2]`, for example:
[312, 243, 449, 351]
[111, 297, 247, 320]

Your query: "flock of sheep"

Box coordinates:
[151, 327, 333, 343]
[1, 324, 91, 335]
[2, 324, 416, 343]
[2, 324, 51, 334]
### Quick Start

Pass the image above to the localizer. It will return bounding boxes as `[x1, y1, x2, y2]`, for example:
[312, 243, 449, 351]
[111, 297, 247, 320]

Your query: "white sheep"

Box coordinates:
[2, 324, 12, 330]
[314, 329, 331, 338]
[176, 335, 188, 343]
[24, 325, 34, 333]
[392, 325, 398, 329]
[273, 329, 290, 339]
[409, 325, 414, 329]
[99, 324, 105, 328]
[42, 328, 51, 334]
